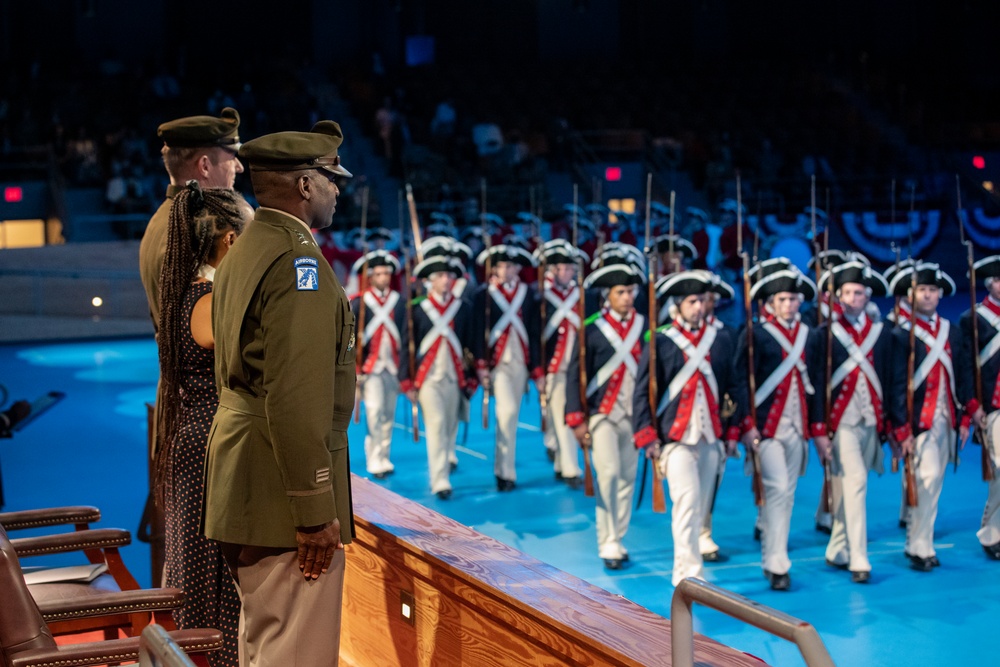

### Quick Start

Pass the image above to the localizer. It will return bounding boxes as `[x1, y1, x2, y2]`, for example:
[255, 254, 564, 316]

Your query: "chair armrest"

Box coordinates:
[8, 629, 223, 667]
[11, 528, 130, 557]
[37, 587, 186, 623]
[0, 506, 101, 531]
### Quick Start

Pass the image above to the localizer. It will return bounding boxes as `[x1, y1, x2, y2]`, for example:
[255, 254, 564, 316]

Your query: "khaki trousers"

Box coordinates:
[907, 418, 953, 559]
[591, 415, 639, 561]
[223, 544, 345, 667]
[758, 435, 806, 575]
[419, 377, 462, 493]
[493, 361, 528, 481]
[660, 439, 721, 585]
[825, 422, 879, 572]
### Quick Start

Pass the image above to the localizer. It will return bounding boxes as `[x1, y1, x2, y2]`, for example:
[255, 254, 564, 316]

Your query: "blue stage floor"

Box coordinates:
[2, 336, 998, 666]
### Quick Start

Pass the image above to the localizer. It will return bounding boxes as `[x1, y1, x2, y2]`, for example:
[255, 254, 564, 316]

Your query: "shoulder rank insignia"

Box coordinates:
[296, 231, 315, 246]
[294, 257, 319, 291]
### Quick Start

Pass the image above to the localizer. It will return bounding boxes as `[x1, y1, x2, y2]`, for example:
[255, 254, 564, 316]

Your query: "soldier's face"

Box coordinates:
[429, 271, 455, 296]
[494, 261, 520, 284]
[678, 293, 706, 326]
[771, 292, 801, 320]
[838, 282, 869, 317]
[912, 284, 941, 315]
[309, 171, 340, 229]
[606, 285, 635, 317]
[988, 278, 1000, 302]
[551, 263, 576, 287]
[203, 147, 244, 189]
[369, 266, 392, 291]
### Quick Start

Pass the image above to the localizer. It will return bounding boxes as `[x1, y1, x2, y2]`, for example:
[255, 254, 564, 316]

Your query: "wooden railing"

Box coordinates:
[342, 476, 764, 666]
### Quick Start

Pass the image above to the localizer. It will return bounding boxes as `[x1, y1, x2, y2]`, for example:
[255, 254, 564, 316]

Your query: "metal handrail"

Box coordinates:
[138, 624, 197, 667]
[671, 577, 835, 667]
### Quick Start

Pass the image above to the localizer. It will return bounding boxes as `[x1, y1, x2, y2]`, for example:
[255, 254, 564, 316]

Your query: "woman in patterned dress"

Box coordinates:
[157, 181, 251, 666]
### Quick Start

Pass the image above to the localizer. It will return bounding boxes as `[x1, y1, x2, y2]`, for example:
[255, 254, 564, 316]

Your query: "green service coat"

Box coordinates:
[204, 206, 356, 548]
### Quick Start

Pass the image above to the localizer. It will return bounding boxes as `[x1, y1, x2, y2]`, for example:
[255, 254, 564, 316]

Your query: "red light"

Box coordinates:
[605, 166, 621, 182]
[4, 186, 22, 203]
[973, 155, 986, 169]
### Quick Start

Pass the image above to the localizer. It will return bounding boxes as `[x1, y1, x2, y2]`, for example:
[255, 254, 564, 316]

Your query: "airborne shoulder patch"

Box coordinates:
[294, 257, 319, 291]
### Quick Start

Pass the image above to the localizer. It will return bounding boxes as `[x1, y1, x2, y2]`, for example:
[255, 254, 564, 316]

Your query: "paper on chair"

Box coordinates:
[22, 563, 108, 585]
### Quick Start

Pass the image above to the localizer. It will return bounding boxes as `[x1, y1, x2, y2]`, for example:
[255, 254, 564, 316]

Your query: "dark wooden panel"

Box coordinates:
[341, 476, 766, 667]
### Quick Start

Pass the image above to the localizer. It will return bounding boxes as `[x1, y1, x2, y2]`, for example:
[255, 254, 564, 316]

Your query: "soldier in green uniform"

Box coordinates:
[139, 107, 243, 328]
[204, 121, 355, 666]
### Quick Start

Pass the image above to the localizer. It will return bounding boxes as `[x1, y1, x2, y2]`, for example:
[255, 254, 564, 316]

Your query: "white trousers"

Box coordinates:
[591, 415, 638, 561]
[544, 371, 581, 478]
[363, 370, 399, 474]
[697, 441, 726, 555]
[906, 418, 953, 559]
[977, 411, 1000, 546]
[826, 422, 879, 572]
[493, 361, 528, 481]
[419, 377, 462, 493]
[660, 439, 721, 585]
[758, 434, 806, 575]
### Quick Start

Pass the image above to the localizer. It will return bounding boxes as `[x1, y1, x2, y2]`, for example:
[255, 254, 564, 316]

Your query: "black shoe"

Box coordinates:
[983, 543, 1000, 560]
[815, 522, 832, 535]
[450, 461, 458, 473]
[496, 476, 516, 492]
[905, 550, 940, 568]
[546, 449, 556, 463]
[435, 489, 452, 500]
[702, 550, 721, 563]
[825, 558, 849, 570]
[908, 555, 935, 572]
[563, 476, 583, 490]
[554, 471, 563, 481]
[765, 570, 791, 591]
[621, 553, 630, 563]
[753, 526, 762, 542]
[851, 570, 871, 584]
[372, 471, 392, 480]
[898, 519, 907, 529]
[603, 558, 623, 570]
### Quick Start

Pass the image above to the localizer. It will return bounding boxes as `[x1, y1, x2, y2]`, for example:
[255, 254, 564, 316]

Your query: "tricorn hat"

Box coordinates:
[583, 263, 645, 289]
[818, 260, 889, 296]
[414, 256, 465, 279]
[351, 250, 401, 275]
[888, 262, 956, 297]
[750, 269, 818, 302]
[971, 255, 1000, 282]
[476, 244, 536, 268]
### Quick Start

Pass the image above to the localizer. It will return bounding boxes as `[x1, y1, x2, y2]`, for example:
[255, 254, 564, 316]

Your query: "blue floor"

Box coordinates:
[2, 337, 998, 666]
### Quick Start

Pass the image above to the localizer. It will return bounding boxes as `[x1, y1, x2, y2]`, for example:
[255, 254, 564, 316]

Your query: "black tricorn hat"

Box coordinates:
[882, 258, 916, 285]
[818, 260, 889, 297]
[655, 270, 715, 300]
[476, 244, 536, 268]
[423, 237, 473, 263]
[971, 255, 1000, 281]
[535, 243, 587, 266]
[646, 234, 698, 260]
[747, 257, 792, 284]
[583, 263, 645, 289]
[351, 250, 401, 275]
[750, 269, 818, 302]
[888, 262, 956, 297]
[414, 256, 465, 279]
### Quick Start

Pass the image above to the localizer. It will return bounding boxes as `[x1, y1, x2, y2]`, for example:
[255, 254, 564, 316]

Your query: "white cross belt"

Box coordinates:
[362, 291, 401, 347]
[587, 314, 644, 397]
[755, 321, 814, 407]
[543, 289, 580, 342]
[657, 325, 718, 416]
[488, 283, 529, 348]
[830, 320, 883, 401]
[418, 297, 464, 361]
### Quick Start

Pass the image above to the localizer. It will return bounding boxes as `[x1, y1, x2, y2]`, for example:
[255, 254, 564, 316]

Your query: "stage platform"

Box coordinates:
[1, 336, 998, 666]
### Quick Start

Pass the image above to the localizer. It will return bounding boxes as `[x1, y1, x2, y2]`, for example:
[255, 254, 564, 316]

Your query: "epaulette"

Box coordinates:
[584, 312, 601, 326]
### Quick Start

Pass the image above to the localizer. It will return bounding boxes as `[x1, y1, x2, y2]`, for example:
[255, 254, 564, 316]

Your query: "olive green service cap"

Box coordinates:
[157, 107, 241, 149]
[238, 121, 353, 177]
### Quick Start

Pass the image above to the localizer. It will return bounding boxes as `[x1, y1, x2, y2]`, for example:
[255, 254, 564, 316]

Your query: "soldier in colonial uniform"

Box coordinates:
[473, 245, 543, 491]
[205, 121, 355, 665]
[883, 258, 917, 529]
[399, 256, 474, 500]
[888, 262, 980, 571]
[633, 270, 741, 582]
[647, 234, 698, 277]
[737, 267, 823, 591]
[534, 240, 588, 485]
[961, 255, 1000, 560]
[811, 261, 893, 583]
[422, 236, 475, 301]
[351, 250, 403, 480]
[566, 263, 646, 569]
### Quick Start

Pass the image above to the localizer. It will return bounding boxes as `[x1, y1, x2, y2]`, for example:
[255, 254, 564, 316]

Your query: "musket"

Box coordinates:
[956, 176, 990, 481]
[738, 173, 766, 506]
[810, 175, 824, 326]
[405, 183, 424, 263]
[534, 213, 549, 433]
[399, 189, 419, 442]
[903, 189, 919, 507]
[572, 184, 596, 497]
[353, 185, 370, 424]
[482, 179, 493, 430]
[667, 190, 676, 275]
[820, 184, 834, 514]
[644, 174, 667, 513]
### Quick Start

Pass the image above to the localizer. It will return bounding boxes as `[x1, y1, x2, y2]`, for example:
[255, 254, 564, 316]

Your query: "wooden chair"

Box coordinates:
[0, 524, 221, 667]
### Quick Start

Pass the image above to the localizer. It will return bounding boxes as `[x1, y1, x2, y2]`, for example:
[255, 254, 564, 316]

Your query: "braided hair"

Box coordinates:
[155, 181, 247, 505]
